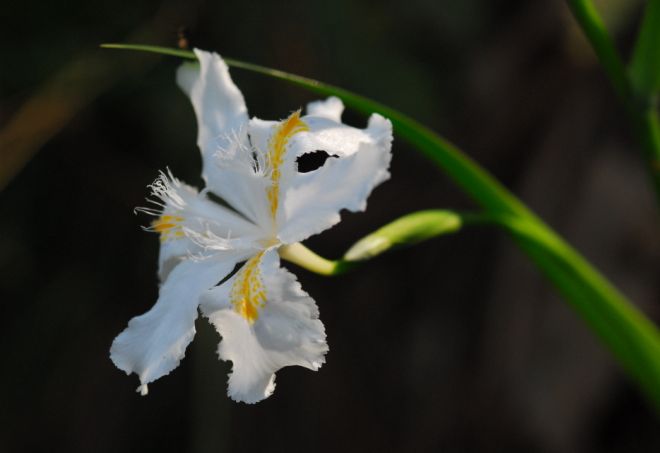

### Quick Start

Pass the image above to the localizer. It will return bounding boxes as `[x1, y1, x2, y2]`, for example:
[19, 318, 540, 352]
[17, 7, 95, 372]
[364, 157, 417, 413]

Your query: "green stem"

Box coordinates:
[278, 243, 355, 276]
[566, 0, 660, 203]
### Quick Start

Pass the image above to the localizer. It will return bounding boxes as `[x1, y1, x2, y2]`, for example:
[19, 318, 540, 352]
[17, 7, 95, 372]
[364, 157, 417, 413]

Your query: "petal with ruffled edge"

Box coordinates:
[177, 50, 273, 229]
[200, 249, 327, 404]
[306, 96, 344, 122]
[176, 49, 248, 172]
[110, 251, 251, 395]
[270, 97, 393, 243]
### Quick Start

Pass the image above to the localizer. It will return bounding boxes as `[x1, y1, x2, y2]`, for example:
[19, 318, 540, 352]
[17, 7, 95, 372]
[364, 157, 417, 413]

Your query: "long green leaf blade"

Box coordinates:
[630, 0, 660, 97]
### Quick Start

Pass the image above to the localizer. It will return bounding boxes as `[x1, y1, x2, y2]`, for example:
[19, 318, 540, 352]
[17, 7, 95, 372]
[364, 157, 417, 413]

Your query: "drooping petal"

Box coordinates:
[110, 252, 247, 394]
[200, 249, 327, 404]
[275, 104, 393, 243]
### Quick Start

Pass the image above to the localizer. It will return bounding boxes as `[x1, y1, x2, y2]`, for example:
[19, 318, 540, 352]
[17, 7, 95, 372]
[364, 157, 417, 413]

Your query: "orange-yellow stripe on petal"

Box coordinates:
[231, 252, 267, 324]
[152, 215, 185, 241]
[266, 111, 309, 220]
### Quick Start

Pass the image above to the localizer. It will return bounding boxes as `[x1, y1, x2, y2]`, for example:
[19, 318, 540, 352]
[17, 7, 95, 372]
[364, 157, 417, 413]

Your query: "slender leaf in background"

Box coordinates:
[565, 0, 631, 100]
[629, 0, 660, 97]
[101, 43, 660, 411]
[566, 0, 660, 203]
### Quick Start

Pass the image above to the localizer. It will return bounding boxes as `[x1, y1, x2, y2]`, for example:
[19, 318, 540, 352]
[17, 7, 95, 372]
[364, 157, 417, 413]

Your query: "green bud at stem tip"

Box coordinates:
[344, 210, 462, 261]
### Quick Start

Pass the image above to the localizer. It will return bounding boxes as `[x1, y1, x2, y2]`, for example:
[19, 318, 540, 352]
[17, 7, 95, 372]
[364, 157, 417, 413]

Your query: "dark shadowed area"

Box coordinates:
[1, 0, 659, 452]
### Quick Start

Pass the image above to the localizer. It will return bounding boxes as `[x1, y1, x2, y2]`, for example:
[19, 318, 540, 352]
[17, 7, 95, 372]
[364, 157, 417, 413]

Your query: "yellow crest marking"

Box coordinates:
[231, 252, 267, 324]
[152, 215, 185, 242]
[266, 111, 309, 220]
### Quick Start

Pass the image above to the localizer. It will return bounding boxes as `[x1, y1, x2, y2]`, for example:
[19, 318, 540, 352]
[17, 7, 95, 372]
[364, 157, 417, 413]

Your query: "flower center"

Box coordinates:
[230, 252, 266, 324]
[266, 111, 309, 221]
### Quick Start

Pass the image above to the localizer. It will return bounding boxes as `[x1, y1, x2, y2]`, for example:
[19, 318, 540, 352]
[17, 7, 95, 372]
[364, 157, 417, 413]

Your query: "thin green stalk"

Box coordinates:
[566, 0, 660, 203]
[278, 243, 356, 276]
[101, 44, 660, 410]
[565, 0, 632, 100]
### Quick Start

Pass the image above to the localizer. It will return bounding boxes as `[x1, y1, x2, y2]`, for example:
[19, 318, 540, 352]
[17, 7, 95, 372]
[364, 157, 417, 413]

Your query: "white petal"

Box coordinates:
[176, 49, 248, 168]
[177, 50, 272, 227]
[247, 117, 278, 166]
[306, 96, 344, 122]
[158, 238, 198, 282]
[200, 249, 327, 404]
[277, 114, 393, 243]
[110, 253, 244, 391]
[200, 157, 273, 231]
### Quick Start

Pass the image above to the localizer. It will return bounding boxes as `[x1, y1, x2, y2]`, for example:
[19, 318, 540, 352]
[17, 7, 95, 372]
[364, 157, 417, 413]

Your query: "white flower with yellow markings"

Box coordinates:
[110, 49, 393, 403]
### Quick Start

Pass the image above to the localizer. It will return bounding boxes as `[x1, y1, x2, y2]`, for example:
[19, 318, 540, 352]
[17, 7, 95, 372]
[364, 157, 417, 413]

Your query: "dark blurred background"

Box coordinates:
[1, 0, 659, 451]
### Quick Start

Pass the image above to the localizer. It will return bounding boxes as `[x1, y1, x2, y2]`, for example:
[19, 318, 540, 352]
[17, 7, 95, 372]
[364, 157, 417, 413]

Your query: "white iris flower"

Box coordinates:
[110, 49, 393, 403]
